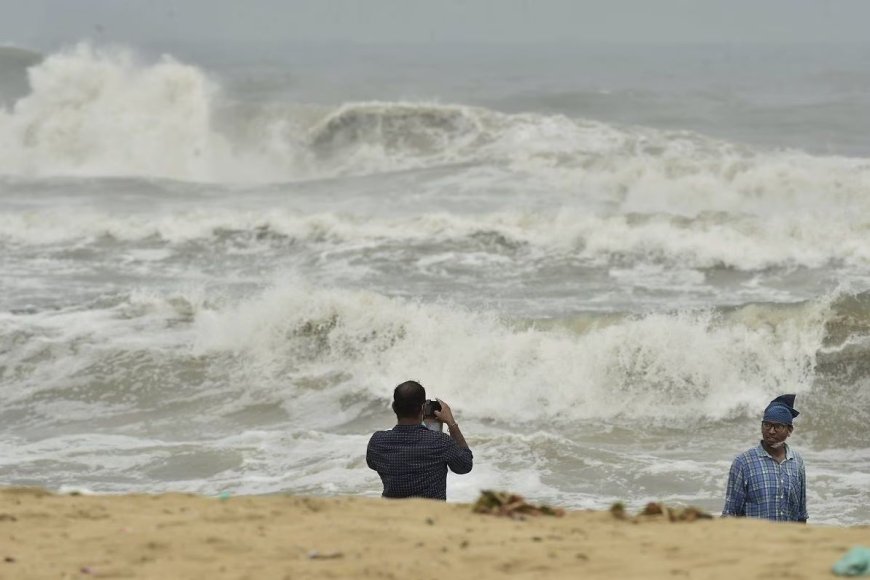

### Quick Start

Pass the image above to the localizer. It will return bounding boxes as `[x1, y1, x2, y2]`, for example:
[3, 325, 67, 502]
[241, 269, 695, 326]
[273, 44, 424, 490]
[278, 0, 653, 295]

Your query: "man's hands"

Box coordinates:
[434, 398, 468, 448]
[433, 399, 456, 426]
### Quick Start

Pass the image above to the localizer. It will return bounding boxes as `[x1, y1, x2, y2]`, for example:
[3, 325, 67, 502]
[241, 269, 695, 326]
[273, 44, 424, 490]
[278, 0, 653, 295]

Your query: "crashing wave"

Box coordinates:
[307, 102, 488, 158]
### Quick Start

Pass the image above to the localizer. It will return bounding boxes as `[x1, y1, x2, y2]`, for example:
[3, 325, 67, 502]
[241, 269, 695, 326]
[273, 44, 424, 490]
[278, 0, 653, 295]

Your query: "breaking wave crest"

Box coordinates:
[7, 283, 868, 429]
[1, 43, 869, 212]
[3, 44, 870, 274]
[190, 284, 840, 425]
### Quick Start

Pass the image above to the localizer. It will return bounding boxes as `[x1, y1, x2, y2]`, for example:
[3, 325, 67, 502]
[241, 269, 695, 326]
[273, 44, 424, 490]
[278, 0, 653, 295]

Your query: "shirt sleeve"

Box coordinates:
[798, 458, 808, 521]
[444, 438, 473, 475]
[722, 456, 747, 517]
[365, 434, 378, 471]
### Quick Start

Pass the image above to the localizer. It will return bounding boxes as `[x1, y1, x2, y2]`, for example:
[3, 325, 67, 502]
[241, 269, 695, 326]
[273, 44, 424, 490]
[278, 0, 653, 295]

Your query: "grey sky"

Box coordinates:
[1, 0, 868, 48]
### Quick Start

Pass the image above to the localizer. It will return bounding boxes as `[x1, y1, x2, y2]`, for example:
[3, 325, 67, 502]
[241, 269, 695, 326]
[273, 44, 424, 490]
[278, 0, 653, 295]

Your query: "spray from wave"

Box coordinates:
[0, 44, 300, 181]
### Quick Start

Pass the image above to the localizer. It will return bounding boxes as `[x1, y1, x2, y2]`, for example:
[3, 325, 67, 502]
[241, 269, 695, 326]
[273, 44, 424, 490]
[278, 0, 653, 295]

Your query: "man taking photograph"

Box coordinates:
[366, 380, 473, 500]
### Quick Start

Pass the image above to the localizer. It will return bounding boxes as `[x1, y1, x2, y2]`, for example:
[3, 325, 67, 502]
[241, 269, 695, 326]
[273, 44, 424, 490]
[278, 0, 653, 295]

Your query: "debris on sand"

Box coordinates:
[609, 502, 627, 520]
[639, 502, 713, 522]
[609, 501, 713, 523]
[472, 490, 565, 519]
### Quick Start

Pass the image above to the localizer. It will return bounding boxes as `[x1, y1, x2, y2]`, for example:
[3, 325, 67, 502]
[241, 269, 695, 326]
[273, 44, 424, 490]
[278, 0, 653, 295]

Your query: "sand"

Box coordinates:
[0, 487, 866, 579]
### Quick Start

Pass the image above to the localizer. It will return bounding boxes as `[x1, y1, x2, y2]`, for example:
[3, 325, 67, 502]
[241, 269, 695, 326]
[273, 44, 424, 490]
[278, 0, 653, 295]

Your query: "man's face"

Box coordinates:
[761, 421, 791, 447]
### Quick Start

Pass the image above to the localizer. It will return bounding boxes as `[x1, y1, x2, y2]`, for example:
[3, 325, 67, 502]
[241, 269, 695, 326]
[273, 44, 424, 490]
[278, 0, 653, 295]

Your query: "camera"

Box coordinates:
[422, 399, 442, 417]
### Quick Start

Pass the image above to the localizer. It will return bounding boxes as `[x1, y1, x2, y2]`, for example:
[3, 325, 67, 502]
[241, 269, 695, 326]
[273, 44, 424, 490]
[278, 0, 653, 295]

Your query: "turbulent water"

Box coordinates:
[1, 42, 869, 525]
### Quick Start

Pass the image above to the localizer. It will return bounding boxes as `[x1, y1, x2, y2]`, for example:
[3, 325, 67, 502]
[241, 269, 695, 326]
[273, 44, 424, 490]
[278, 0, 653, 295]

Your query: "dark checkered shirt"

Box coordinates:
[366, 424, 473, 500]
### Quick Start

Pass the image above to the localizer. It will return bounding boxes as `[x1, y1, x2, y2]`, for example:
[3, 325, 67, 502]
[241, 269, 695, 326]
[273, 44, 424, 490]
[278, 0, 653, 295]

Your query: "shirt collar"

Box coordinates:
[392, 423, 426, 431]
[754, 441, 794, 461]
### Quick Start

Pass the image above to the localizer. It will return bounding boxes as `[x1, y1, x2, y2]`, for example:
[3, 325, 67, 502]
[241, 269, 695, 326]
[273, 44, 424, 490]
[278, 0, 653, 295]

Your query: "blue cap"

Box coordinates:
[763, 394, 800, 425]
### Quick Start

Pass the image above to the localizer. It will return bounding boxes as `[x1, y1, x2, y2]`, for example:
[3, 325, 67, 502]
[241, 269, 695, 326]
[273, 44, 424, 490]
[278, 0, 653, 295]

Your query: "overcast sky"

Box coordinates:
[1, 0, 868, 49]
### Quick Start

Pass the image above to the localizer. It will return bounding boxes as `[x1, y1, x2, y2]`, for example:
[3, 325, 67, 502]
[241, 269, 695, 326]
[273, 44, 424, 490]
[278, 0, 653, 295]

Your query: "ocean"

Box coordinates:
[1, 41, 869, 525]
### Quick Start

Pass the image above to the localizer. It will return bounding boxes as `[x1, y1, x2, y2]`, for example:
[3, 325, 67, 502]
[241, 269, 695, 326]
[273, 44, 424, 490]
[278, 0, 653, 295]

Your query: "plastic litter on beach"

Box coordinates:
[471, 490, 565, 519]
[832, 546, 870, 577]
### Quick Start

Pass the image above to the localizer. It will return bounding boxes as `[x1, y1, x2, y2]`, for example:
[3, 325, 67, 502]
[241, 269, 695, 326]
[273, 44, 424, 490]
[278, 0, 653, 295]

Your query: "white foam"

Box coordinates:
[191, 283, 828, 424]
[4, 204, 870, 272]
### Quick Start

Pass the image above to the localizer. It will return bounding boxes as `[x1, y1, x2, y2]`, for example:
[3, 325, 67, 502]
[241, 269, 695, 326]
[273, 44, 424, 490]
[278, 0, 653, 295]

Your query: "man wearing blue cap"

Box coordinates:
[722, 394, 808, 522]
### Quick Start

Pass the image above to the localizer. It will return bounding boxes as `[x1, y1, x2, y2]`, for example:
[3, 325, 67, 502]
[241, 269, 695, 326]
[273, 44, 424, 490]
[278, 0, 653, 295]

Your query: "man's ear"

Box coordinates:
[391, 401, 397, 414]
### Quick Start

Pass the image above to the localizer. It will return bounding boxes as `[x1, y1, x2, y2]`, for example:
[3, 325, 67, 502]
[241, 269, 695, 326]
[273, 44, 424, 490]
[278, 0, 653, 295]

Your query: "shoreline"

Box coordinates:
[1, 488, 867, 579]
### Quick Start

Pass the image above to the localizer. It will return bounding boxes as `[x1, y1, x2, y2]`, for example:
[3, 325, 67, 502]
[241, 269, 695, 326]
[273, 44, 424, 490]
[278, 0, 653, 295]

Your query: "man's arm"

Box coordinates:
[366, 434, 379, 471]
[446, 421, 469, 449]
[435, 399, 473, 474]
[443, 429, 473, 474]
[435, 399, 468, 448]
[722, 457, 747, 517]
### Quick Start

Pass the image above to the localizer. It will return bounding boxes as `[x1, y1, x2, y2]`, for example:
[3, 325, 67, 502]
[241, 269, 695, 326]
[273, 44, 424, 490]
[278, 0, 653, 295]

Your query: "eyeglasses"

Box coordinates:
[761, 421, 789, 433]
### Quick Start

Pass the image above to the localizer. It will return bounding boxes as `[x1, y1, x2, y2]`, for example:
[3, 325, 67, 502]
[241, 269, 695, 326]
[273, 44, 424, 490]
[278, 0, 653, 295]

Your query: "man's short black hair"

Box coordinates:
[392, 380, 425, 419]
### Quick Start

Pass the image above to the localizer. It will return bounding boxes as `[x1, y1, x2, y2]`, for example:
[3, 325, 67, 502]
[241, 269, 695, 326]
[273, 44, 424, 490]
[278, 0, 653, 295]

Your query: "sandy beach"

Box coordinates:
[0, 488, 866, 579]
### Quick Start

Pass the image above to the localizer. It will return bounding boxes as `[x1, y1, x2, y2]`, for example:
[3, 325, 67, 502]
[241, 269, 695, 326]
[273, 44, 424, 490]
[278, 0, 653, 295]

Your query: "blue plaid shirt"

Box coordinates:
[366, 424, 473, 500]
[722, 442, 807, 522]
